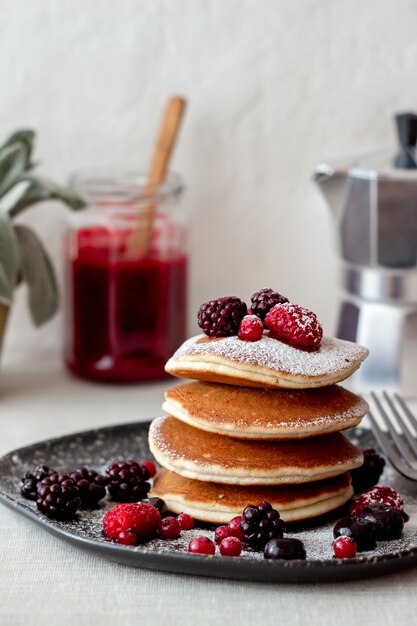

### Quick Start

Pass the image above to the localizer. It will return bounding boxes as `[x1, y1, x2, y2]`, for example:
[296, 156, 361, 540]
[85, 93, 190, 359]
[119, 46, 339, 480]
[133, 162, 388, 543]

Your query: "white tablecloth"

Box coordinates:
[1, 349, 417, 626]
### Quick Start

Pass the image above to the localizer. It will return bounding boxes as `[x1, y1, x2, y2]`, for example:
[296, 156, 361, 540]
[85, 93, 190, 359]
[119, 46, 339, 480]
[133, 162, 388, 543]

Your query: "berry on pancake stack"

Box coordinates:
[148, 289, 369, 524]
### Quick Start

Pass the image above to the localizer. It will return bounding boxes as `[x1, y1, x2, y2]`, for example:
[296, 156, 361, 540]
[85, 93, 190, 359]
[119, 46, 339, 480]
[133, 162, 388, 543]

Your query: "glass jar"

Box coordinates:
[64, 171, 187, 383]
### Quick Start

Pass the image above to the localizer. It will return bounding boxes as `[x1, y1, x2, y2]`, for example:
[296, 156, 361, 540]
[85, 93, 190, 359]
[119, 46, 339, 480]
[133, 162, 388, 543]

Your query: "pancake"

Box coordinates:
[165, 334, 368, 389]
[163, 382, 368, 439]
[151, 468, 354, 523]
[149, 416, 363, 485]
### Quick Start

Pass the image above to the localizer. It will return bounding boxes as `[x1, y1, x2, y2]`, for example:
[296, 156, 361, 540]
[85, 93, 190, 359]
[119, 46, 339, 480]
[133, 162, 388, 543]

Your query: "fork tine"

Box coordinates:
[383, 392, 417, 457]
[395, 393, 417, 434]
[368, 408, 417, 480]
[371, 392, 417, 466]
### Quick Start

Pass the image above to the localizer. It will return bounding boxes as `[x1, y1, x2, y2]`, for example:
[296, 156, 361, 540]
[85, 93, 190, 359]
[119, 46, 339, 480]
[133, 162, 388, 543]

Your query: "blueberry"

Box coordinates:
[264, 537, 306, 560]
[356, 504, 404, 541]
[141, 497, 167, 515]
[333, 516, 377, 552]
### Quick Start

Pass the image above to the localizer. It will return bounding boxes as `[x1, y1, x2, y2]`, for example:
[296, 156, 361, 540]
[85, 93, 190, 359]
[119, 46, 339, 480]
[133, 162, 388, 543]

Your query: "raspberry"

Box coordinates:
[240, 502, 286, 550]
[220, 537, 242, 557]
[103, 503, 161, 541]
[142, 460, 157, 478]
[197, 297, 247, 338]
[106, 460, 150, 502]
[251, 288, 289, 322]
[69, 467, 107, 508]
[177, 513, 194, 530]
[228, 515, 245, 541]
[238, 315, 264, 342]
[215, 525, 232, 543]
[20, 465, 52, 500]
[188, 536, 216, 555]
[265, 303, 323, 349]
[159, 516, 181, 540]
[350, 486, 404, 517]
[350, 449, 385, 494]
[117, 530, 137, 545]
[333, 536, 357, 559]
[36, 473, 81, 520]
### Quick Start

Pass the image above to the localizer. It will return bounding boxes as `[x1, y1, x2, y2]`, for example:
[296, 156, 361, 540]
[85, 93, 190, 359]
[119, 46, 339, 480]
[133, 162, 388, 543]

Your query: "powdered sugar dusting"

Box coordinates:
[172, 335, 368, 378]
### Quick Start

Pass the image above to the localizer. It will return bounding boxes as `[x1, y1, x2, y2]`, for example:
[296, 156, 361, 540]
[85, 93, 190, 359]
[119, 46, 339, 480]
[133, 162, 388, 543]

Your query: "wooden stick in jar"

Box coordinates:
[125, 96, 186, 258]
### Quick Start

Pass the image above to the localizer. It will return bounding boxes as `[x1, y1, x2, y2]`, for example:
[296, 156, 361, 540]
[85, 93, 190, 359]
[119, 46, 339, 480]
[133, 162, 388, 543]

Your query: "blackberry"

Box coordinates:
[106, 460, 150, 502]
[240, 501, 286, 550]
[350, 449, 385, 494]
[20, 464, 52, 500]
[69, 467, 107, 508]
[250, 288, 289, 323]
[197, 297, 247, 338]
[36, 473, 81, 519]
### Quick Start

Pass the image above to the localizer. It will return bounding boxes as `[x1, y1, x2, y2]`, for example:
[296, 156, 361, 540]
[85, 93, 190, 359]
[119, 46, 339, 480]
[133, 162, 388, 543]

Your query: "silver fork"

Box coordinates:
[368, 391, 417, 481]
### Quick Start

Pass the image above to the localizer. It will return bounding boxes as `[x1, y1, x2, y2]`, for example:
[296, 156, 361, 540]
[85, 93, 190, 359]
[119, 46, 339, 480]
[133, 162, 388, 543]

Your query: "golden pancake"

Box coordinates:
[149, 416, 363, 485]
[165, 334, 368, 389]
[151, 468, 353, 523]
[163, 382, 368, 439]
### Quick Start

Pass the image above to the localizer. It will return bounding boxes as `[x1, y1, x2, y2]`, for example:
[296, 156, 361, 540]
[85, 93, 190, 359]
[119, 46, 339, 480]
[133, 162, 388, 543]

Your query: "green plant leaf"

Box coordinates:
[9, 176, 86, 216]
[0, 142, 27, 198]
[14, 224, 58, 326]
[0, 212, 19, 304]
[0, 129, 35, 169]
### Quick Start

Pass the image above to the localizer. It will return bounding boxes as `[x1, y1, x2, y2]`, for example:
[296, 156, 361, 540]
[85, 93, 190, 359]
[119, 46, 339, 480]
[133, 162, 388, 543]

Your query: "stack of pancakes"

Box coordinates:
[149, 333, 369, 523]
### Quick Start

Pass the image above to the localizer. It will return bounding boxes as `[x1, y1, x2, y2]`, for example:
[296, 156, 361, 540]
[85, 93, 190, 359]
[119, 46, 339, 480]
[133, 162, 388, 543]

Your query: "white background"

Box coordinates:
[2, 0, 417, 357]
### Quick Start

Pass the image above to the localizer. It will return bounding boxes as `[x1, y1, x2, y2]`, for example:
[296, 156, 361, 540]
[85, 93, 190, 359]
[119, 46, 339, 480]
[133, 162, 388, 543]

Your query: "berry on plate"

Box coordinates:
[251, 288, 289, 322]
[177, 513, 194, 530]
[69, 467, 107, 508]
[117, 530, 137, 546]
[264, 537, 306, 560]
[36, 473, 81, 520]
[106, 460, 150, 502]
[356, 504, 404, 540]
[350, 449, 385, 494]
[220, 537, 242, 557]
[140, 497, 168, 515]
[238, 315, 264, 342]
[103, 502, 161, 541]
[158, 516, 181, 540]
[265, 303, 323, 349]
[197, 297, 247, 338]
[240, 502, 286, 550]
[141, 460, 157, 478]
[333, 536, 357, 559]
[215, 525, 233, 543]
[20, 465, 52, 500]
[188, 536, 216, 555]
[350, 486, 404, 517]
[333, 516, 376, 552]
[227, 515, 245, 541]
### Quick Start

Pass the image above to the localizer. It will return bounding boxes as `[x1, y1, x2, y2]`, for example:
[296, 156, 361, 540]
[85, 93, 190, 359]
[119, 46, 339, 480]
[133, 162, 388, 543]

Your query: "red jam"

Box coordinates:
[65, 225, 187, 383]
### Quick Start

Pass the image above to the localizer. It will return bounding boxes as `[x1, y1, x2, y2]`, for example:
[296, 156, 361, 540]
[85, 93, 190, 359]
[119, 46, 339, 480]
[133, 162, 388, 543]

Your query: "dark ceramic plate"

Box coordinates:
[0, 422, 416, 583]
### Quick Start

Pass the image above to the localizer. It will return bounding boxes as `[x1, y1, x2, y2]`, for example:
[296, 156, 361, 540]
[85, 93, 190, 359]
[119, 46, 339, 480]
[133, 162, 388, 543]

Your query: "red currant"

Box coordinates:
[177, 513, 194, 530]
[142, 460, 157, 478]
[238, 315, 264, 342]
[220, 537, 242, 557]
[215, 525, 232, 543]
[188, 536, 216, 555]
[158, 516, 181, 540]
[333, 536, 357, 559]
[117, 530, 137, 546]
[228, 515, 245, 541]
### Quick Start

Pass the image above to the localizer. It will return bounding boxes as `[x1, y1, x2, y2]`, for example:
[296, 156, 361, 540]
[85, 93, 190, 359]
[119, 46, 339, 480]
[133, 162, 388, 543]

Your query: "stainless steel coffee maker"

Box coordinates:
[315, 113, 417, 396]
